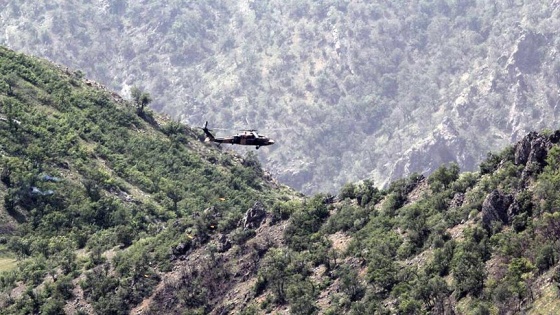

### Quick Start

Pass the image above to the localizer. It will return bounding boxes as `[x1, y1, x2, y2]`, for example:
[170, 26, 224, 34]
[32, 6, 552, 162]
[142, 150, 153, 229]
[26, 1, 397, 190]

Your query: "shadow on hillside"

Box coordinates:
[6, 206, 26, 224]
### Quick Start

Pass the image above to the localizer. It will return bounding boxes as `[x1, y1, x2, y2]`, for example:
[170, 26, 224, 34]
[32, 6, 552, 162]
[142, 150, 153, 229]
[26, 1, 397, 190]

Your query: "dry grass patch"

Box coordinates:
[0, 257, 17, 273]
[529, 282, 560, 315]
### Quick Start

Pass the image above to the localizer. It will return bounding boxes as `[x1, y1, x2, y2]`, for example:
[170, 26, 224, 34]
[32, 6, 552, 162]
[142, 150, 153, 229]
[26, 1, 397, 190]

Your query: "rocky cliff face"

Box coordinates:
[387, 28, 560, 186]
[514, 131, 559, 181]
[480, 130, 560, 231]
[388, 118, 475, 185]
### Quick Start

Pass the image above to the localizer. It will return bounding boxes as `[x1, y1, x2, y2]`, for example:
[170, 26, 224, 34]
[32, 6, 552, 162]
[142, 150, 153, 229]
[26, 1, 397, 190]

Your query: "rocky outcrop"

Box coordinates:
[241, 201, 267, 230]
[449, 192, 465, 209]
[514, 131, 549, 167]
[481, 189, 534, 232]
[171, 242, 191, 260]
[388, 118, 474, 185]
[507, 31, 547, 75]
[481, 190, 513, 230]
[512, 130, 560, 182]
[216, 234, 232, 252]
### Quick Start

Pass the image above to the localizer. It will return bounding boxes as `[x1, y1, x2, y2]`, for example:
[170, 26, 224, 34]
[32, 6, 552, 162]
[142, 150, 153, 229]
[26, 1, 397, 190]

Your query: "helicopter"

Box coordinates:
[201, 121, 275, 149]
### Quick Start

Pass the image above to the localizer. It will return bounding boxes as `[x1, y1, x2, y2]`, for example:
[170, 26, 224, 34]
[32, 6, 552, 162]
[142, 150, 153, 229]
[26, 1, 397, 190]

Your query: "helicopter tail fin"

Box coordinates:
[202, 121, 215, 140]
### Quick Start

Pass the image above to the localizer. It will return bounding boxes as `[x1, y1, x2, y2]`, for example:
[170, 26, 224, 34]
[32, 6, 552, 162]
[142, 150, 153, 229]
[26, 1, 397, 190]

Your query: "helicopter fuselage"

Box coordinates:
[202, 122, 275, 149]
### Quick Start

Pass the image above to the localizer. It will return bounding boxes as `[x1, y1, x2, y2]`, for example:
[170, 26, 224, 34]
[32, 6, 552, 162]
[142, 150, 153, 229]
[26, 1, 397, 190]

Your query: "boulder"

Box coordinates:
[481, 190, 513, 230]
[217, 234, 232, 253]
[241, 201, 267, 230]
[171, 242, 191, 260]
[449, 192, 465, 209]
[526, 136, 549, 166]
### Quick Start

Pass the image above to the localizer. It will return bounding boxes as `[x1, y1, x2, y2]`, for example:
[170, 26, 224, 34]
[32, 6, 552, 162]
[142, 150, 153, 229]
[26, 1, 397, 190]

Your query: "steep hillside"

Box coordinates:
[3, 1, 560, 194]
[0, 46, 300, 314]
[151, 129, 560, 315]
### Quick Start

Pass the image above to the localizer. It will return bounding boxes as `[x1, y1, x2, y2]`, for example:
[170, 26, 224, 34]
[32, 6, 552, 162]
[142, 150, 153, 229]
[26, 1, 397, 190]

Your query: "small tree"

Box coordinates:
[429, 163, 460, 192]
[339, 264, 365, 301]
[130, 86, 152, 115]
[452, 243, 485, 298]
[259, 248, 291, 303]
[4, 72, 18, 96]
[339, 182, 356, 200]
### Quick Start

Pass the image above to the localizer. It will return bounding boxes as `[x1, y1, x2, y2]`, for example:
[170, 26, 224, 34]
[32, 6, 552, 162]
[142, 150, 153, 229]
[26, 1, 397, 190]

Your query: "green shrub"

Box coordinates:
[429, 163, 460, 193]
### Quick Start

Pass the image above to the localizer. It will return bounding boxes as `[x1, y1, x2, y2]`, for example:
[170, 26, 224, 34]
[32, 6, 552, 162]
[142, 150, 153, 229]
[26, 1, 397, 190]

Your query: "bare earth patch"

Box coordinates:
[405, 178, 429, 205]
[64, 274, 94, 315]
[130, 217, 290, 315]
[329, 231, 352, 253]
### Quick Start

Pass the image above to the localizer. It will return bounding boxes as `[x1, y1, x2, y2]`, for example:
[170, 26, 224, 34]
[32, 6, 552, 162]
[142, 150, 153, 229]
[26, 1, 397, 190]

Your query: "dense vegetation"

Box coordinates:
[0, 46, 296, 314]
[245, 134, 560, 314]
[2, 0, 560, 194]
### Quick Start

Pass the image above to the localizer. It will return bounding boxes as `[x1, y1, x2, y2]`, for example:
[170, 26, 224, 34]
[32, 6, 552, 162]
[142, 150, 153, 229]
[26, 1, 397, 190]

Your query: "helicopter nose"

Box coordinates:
[268, 140, 275, 145]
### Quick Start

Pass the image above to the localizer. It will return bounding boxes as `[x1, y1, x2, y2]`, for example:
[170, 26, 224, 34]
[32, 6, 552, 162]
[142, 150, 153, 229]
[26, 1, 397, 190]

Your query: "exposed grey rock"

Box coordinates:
[481, 190, 513, 230]
[513, 131, 555, 182]
[171, 242, 191, 260]
[388, 119, 473, 185]
[507, 200, 521, 223]
[514, 132, 551, 167]
[449, 192, 465, 209]
[526, 137, 548, 166]
[241, 201, 267, 230]
[217, 234, 231, 253]
[507, 31, 547, 75]
[514, 132, 535, 166]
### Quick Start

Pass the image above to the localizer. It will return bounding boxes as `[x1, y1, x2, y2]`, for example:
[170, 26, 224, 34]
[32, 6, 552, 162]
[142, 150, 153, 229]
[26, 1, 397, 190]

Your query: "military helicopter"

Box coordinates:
[201, 121, 275, 149]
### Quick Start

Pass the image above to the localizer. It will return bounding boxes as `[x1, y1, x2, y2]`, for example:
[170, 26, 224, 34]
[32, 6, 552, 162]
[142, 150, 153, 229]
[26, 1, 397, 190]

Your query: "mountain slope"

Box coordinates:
[130, 127, 560, 315]
[3, 1, 560, 193]
[3, 46, 560, 314]
[0, 46, 300, 314]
